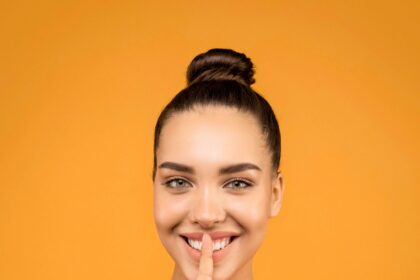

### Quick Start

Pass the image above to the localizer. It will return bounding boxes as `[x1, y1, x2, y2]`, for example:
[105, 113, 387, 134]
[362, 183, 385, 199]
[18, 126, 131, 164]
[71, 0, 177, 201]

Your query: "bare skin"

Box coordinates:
[196, 234, 213, 280]
[155, 105, 283, 280]
[179, 233, 253, 280]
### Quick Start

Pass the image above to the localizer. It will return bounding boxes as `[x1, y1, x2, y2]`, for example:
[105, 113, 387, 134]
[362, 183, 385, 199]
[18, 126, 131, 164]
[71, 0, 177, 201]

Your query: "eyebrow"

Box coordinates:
[158, 161, 262, 175]
[158, 162, 194, 173]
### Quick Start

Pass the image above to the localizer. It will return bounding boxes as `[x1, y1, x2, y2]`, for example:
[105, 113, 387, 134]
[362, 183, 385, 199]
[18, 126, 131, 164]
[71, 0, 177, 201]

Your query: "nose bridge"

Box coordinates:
[190, 183, 225, 228]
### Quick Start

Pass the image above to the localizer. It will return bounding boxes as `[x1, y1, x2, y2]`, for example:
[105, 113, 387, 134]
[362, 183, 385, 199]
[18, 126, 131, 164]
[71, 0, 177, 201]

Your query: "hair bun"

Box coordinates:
[186, 48, 255, 87]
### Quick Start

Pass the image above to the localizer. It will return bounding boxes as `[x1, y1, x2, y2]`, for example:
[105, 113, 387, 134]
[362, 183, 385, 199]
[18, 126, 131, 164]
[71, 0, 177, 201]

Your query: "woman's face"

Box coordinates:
[153, 105, 283, 280]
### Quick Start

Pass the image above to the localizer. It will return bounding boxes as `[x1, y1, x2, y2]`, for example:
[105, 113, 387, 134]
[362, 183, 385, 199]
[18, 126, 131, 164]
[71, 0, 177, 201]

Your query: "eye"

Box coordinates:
[224, 178, 252, 190]
[164, 178, 192, 189]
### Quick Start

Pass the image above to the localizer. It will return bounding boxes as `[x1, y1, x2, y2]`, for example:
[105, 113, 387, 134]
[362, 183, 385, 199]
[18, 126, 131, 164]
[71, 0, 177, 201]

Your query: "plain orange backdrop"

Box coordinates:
[0, 1, 419, 279]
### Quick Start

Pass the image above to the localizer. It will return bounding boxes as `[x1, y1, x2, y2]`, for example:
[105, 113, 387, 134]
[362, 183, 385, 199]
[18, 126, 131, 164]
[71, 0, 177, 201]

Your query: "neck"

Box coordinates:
[171, 260, 253, 280]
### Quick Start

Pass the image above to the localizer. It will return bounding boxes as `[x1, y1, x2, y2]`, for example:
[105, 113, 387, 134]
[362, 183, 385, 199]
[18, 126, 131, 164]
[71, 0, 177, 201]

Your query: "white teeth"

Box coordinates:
[213, 240, 221, 251]
[187, 237, 232, 251]
[189, 240, 202, 251]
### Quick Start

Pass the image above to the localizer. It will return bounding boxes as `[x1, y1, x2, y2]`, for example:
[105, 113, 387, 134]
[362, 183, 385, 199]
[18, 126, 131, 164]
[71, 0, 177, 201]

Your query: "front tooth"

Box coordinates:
[212, 241, 216, 251]
[187, 237, 233, 251]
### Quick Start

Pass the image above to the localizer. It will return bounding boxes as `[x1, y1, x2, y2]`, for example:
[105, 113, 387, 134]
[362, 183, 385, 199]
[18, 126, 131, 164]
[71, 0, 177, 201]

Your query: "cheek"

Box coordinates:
[224, 188, 271, 265]
[227, 188, 271, 232]
[153, 189, 189, 233]
[226, 185, 270, 239]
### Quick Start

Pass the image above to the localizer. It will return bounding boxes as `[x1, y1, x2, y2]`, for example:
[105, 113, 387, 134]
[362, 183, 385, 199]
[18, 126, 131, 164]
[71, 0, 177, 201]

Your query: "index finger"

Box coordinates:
[196, 233, 213, 280]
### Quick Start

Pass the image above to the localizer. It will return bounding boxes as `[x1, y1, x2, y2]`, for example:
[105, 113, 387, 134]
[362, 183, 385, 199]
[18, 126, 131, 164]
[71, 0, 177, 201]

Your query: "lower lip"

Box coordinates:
[181, 236, 237, 264]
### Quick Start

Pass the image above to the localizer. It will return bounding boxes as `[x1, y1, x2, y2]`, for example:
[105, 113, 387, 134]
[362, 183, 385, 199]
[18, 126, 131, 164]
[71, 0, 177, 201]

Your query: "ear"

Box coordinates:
[270, 171, 284, 217]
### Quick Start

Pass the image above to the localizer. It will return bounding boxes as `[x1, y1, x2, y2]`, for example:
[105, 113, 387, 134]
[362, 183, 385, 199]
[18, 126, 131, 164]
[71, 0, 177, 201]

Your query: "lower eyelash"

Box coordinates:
[163, 178, 190, 188]
[226, 179, 252, 189]
[162, 177, 252, 189]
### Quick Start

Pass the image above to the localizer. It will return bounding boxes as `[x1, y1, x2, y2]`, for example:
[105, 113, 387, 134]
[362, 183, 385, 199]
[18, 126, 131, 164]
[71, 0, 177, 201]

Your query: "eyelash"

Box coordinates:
[163, 177, 192, 189]
[163, 177, 253, 191]
[225, 178, 253, 190]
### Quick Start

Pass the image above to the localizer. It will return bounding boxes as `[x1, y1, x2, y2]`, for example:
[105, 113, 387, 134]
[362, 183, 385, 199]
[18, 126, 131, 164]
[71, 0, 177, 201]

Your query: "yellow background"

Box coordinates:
[1, 1, 419, 279]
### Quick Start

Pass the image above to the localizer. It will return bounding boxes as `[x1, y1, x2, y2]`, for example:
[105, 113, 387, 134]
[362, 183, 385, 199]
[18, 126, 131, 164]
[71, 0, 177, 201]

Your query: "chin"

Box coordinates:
[175, 257, 246, 280]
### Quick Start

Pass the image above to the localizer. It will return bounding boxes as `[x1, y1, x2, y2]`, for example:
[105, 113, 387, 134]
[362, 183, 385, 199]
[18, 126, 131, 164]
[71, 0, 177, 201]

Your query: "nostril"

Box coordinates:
[189, 199, 226, 227]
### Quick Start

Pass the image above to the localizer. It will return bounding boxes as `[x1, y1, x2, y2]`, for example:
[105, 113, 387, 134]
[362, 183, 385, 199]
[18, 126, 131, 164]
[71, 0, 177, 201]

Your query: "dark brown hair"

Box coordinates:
[152, 48, 281, 179]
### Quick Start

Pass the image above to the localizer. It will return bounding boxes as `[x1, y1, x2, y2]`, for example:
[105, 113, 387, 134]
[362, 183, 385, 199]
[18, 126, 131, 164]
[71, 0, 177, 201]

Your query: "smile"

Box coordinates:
[184, 236, 234, 251]
[180, 231, 239, 262]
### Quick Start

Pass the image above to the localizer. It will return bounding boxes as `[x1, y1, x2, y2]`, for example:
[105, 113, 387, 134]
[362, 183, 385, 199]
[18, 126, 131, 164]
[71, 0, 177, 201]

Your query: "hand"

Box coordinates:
[196, 233, 213, 280]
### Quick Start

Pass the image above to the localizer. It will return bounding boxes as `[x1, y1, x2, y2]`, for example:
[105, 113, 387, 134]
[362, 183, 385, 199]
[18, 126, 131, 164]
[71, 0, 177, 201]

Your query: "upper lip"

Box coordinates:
[180, 231, 240, 241]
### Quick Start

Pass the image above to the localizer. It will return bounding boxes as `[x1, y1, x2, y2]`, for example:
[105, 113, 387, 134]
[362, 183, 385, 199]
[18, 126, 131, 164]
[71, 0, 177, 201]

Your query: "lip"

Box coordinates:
[179, 231, 240, 241]
[179, 231, 240, 263]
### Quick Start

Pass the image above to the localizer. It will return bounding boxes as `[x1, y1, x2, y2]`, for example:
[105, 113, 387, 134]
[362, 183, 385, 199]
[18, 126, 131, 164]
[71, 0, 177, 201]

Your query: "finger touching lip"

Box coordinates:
[180, 231, 240, 241]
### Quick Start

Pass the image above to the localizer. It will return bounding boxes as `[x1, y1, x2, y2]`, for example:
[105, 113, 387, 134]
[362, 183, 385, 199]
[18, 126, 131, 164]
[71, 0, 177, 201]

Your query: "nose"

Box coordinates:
[189, 185, 226, 228]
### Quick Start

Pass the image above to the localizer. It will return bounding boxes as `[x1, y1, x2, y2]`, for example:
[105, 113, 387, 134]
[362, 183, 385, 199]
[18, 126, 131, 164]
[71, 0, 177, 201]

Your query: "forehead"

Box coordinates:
[157, 105, 269, 170]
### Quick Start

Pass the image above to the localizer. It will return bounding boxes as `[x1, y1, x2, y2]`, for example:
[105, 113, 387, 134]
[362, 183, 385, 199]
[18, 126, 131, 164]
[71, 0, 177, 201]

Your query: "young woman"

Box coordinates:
[152, 48, 284, 280]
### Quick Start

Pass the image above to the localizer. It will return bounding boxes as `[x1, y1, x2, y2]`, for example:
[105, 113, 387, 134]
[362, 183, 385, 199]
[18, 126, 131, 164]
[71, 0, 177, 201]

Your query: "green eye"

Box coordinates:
[165, 178, 192, 189]
[225, 179, 252, 190]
